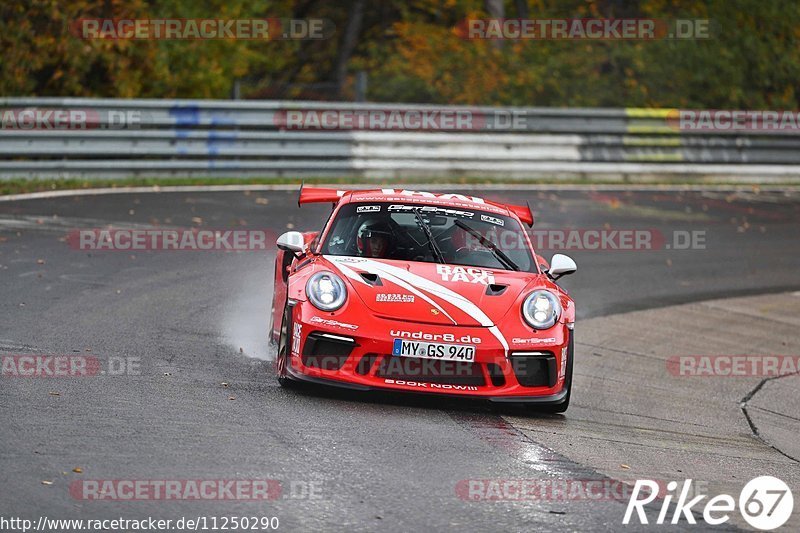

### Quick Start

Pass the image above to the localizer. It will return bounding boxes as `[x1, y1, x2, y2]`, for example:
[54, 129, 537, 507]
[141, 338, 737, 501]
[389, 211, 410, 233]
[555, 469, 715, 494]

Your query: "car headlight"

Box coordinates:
[306, 272, 347, 311]
[522, 290, 561, 329]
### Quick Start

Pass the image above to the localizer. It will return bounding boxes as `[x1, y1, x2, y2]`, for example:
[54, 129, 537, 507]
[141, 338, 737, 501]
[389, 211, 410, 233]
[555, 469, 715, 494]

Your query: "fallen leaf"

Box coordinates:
[228, 396, 236, 401]
[49, 392, 60, 396]
[37, 259, 45, 265]
[41, 480, 53, 485]
[255, 197, 269, 205]
[620, 464, 630, 470]
[72, 467, 83, 474]
[286, 223, 295, 229]
[221, 382, 229, 387]
[163, 372, 172, 376]
[191, 217, 203, 225]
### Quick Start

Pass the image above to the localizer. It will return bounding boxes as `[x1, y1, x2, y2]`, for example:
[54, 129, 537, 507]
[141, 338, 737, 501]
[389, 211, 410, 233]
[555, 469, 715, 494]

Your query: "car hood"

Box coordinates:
[323, 255, 538, 327]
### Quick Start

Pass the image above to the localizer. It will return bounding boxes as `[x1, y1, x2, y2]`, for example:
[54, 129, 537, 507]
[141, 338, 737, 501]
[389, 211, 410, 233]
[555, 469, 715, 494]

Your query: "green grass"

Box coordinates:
[2, 176, 798, 196]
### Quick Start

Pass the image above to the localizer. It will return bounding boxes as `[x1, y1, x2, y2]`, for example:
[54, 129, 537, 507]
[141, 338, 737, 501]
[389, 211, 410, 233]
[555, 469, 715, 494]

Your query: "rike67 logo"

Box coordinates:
[624, 477, 794, 530]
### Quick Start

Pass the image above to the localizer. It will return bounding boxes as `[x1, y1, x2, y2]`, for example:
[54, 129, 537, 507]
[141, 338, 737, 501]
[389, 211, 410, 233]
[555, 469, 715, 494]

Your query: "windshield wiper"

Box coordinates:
[412, 208, 446, 264]
[454, 220, 520, 272]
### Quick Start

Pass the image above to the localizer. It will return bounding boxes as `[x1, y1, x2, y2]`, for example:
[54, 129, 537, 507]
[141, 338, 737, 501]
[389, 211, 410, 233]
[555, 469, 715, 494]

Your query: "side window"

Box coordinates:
[324, 214, 357, 255]
[313, 204, 337, 253]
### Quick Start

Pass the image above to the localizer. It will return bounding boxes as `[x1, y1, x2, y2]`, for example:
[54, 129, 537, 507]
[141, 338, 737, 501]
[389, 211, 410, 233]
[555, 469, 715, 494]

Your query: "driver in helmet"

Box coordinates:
[357, 220, 392, 258]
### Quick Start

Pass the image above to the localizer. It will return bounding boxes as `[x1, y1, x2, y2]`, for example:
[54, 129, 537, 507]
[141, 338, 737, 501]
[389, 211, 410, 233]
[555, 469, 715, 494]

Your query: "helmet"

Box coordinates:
[357, 220, 392, 257]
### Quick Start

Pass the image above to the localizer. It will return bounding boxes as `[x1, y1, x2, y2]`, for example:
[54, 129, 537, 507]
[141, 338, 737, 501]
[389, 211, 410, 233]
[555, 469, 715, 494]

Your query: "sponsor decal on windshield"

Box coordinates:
[387, 204, 475, 218]
[356, 205, 381, 213]
[481, 214, 505, 226]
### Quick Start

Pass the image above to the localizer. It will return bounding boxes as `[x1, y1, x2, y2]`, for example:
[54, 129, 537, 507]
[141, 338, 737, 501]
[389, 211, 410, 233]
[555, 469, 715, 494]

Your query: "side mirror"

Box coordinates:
[547, 253, 577, 280]
[276, 231, 306, 256]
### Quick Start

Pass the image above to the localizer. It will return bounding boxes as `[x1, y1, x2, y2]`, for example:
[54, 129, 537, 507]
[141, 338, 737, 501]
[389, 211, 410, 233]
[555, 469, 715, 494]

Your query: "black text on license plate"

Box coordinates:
[392, 339, 475, 362]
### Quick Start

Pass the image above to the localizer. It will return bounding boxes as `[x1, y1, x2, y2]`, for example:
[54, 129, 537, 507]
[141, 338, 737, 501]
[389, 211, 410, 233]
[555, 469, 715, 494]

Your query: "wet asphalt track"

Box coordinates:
[1, 187, 799, 532]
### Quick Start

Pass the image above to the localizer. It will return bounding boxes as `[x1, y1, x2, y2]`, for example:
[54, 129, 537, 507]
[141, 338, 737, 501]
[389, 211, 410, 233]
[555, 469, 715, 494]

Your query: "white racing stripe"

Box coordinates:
[326, 257, 457, 324]
[325, 260, 370, 286]
[327, 256, 509, 355]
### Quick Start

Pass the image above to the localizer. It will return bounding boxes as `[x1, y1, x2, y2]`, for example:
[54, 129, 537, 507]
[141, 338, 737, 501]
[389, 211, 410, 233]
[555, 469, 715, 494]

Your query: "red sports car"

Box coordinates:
[269, 186, 578, 412]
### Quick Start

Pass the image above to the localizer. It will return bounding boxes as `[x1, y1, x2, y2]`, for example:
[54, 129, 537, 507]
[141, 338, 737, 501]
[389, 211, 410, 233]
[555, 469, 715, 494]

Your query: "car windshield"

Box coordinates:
[320, 202, 535, 272]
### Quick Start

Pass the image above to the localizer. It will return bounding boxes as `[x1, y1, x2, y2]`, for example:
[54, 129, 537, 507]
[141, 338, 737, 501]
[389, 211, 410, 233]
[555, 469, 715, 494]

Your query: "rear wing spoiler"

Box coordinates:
[297, 185, 534, 226]
[297, 184, 347, 207]
[489, 201, 533, 226]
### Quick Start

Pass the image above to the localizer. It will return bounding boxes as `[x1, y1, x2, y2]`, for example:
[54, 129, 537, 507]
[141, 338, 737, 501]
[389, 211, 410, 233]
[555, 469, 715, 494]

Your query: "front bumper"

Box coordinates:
[283, 303, 571, 403]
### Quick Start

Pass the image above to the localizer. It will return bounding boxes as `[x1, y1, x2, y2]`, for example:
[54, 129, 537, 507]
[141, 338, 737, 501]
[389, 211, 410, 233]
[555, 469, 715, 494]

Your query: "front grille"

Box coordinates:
[375, 355, 486, 386]
[301, 332, 355, 370]
[356, 354, 379, 375]
[511, 351, 556, 387]
[486, 363, 506, 387]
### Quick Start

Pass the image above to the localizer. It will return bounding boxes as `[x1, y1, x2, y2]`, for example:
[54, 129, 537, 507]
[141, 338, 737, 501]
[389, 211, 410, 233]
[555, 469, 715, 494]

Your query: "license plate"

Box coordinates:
[392, 339, 476, 362]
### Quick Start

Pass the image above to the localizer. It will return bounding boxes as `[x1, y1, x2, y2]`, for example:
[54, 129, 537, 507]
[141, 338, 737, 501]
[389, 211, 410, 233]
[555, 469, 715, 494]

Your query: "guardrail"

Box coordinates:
[1, 98, 799, 181]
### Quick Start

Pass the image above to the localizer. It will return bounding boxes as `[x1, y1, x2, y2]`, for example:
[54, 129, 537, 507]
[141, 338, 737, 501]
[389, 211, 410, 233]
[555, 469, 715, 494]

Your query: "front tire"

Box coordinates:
[275, 305, 297, 388]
